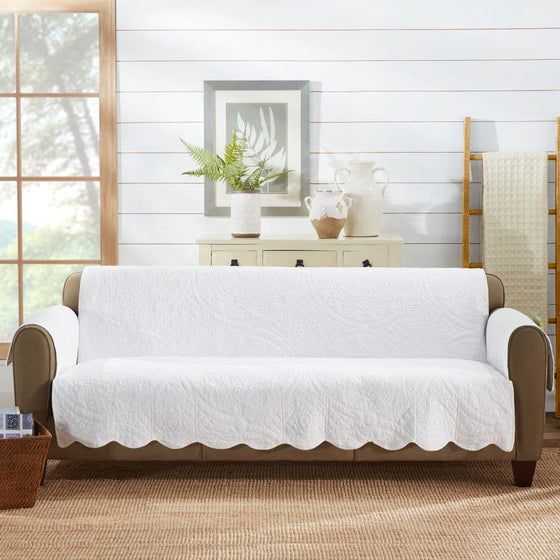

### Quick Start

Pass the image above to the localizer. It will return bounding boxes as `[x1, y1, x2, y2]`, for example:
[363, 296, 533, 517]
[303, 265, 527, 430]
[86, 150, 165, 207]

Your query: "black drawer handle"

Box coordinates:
[230, 259, 239, 266]
[295, 259, 305, 267]
[362, 259, 372, 267]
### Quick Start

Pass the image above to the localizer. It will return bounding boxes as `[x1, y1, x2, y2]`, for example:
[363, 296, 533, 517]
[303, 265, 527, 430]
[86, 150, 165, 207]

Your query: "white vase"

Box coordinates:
[334, 161, 389, 237]
[230, 191, 261, 238]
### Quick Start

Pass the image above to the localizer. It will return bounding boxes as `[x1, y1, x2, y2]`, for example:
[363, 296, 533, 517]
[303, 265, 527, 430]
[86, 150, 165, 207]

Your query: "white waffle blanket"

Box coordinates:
[52, 357, 515, 451]
[482, 152, 549, 325]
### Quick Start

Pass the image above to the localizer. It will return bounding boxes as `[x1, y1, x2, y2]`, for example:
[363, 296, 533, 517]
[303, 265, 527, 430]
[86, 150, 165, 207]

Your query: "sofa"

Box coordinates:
[7, 266, 553, 487]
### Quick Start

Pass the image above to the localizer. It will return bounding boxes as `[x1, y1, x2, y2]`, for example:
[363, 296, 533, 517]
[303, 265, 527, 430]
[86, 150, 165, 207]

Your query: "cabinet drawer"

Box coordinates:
[343, 247, 389, 267]
[211, 250, 257, 266]
[263, 250, 337, 267]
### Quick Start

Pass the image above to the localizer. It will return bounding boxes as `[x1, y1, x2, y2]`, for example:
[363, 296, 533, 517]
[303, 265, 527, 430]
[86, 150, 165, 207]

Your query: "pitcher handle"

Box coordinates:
[342, 193, 353, 209]
[304, 195, 312, 211]
[334, 168, 351, 190]
[371, 166, 389, 195]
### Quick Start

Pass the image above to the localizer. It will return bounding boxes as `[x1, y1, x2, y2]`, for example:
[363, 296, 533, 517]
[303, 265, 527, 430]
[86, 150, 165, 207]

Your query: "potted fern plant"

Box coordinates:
[182, 133, 290, 237]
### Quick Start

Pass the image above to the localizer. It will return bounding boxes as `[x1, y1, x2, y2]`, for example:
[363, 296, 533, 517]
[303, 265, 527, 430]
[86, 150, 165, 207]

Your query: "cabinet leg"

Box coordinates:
[512, 460, 536, 487]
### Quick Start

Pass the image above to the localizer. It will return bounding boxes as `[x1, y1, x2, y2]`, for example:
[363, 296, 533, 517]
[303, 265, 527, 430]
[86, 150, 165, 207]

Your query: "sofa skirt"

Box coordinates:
[46, 419, 514, 462]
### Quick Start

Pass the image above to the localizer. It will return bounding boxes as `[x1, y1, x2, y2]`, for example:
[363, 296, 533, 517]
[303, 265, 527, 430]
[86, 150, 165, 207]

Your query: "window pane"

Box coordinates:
[0, 265, 18, 341]
[0, 99, 16, 176]
[23, 264, 85, 320]
[20, 13, 99, 93]
[0, 15, 15, 93]
[21, 98, 99, 177]
[0, 182, 17, 259]
[22, 182, 100, 259]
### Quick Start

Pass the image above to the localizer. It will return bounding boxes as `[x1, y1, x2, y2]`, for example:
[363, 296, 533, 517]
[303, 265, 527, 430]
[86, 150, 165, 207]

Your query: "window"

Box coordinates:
[0, 1, 116, 357]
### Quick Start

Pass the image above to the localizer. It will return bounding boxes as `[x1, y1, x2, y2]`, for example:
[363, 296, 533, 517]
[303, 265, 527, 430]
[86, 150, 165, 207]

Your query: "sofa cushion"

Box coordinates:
[52, 357, 514, 452]
[77, 266, 489, 362]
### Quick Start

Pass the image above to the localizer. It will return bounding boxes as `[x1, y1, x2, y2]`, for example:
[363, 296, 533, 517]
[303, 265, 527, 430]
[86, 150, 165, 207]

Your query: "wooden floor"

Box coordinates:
[544, 412, 560, 447]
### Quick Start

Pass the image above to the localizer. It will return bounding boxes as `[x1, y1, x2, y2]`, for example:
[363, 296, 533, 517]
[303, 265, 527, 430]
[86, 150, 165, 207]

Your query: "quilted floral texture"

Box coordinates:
[51, 266, 509, 451]
[52, 357, 514, 451]
[77, 266, 489, 362]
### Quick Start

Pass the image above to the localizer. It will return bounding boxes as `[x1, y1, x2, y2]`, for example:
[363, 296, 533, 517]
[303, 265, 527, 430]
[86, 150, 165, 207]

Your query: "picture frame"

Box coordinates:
[204, 80, 310, 216]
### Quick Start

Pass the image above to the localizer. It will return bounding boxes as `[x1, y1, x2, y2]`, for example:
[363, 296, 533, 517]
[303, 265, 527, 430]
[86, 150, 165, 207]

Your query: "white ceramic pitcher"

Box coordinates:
[334, 160, 389, 237]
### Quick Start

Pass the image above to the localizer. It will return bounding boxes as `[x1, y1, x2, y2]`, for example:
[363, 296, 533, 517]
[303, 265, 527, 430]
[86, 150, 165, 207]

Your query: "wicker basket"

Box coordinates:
[0, 421, 51, 509]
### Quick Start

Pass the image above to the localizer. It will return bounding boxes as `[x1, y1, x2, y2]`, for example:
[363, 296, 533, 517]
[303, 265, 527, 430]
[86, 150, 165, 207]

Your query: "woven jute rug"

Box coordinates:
[1, 451, 560, 560]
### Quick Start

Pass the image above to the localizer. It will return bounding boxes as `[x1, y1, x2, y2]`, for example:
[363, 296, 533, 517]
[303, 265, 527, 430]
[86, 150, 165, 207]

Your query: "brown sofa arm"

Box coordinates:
[6, 306, 79, 425]
[486, 307, 552, 462]
[508, 325, 549, 461]
[8, 325, 57, 426]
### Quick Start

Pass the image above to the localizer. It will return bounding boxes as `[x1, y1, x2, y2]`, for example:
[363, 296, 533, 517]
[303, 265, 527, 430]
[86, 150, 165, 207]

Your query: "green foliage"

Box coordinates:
[181, 132, 290, 192]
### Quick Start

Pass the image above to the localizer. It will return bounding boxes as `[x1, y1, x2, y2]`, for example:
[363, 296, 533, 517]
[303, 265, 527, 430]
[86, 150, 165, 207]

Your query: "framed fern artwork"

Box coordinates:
[204, 81, 310, 216]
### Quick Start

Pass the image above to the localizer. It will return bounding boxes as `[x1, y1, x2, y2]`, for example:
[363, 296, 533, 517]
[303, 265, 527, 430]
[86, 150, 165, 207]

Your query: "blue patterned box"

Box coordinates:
[0, 413, 34, 437]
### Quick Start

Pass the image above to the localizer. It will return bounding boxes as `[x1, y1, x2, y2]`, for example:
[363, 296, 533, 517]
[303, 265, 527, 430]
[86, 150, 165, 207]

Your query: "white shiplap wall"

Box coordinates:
[114, 0, 560, 411]
[116, 0, 560, 271]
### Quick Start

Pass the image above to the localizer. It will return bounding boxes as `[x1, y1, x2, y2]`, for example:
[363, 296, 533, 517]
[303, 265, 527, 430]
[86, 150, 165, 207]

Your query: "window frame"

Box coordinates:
[0, 0, 117, 358]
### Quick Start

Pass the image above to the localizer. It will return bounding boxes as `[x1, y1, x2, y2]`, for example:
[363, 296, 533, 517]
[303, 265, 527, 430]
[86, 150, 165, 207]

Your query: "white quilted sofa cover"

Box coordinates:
[49, 266, 516, 451]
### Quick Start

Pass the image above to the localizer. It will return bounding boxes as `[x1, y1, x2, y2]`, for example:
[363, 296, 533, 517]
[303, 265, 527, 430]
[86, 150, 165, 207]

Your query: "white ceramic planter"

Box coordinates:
[230, 191, 261, 238]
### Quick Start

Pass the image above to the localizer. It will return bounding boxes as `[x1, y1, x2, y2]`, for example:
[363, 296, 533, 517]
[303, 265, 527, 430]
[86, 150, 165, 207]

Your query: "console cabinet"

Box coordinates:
[197, 235, 403, 268]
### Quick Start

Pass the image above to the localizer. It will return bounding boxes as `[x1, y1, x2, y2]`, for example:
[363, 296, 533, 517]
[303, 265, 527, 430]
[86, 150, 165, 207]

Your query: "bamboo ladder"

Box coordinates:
[462, 116, 560, 416]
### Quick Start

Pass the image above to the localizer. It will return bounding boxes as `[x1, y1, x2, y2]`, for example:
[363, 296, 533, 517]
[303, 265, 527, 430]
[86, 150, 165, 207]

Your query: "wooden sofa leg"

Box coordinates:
[512, 460, 536, 487]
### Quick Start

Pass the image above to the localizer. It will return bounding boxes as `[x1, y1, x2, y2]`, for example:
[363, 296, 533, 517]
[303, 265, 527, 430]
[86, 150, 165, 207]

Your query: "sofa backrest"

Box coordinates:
[73, 266, 493, 363]
[64, 270, 505, 315]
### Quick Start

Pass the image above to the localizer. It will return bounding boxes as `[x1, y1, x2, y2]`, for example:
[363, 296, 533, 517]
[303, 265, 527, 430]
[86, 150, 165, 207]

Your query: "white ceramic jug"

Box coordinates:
[304, 189, 353, 239]
[335, 161, 389, 237]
